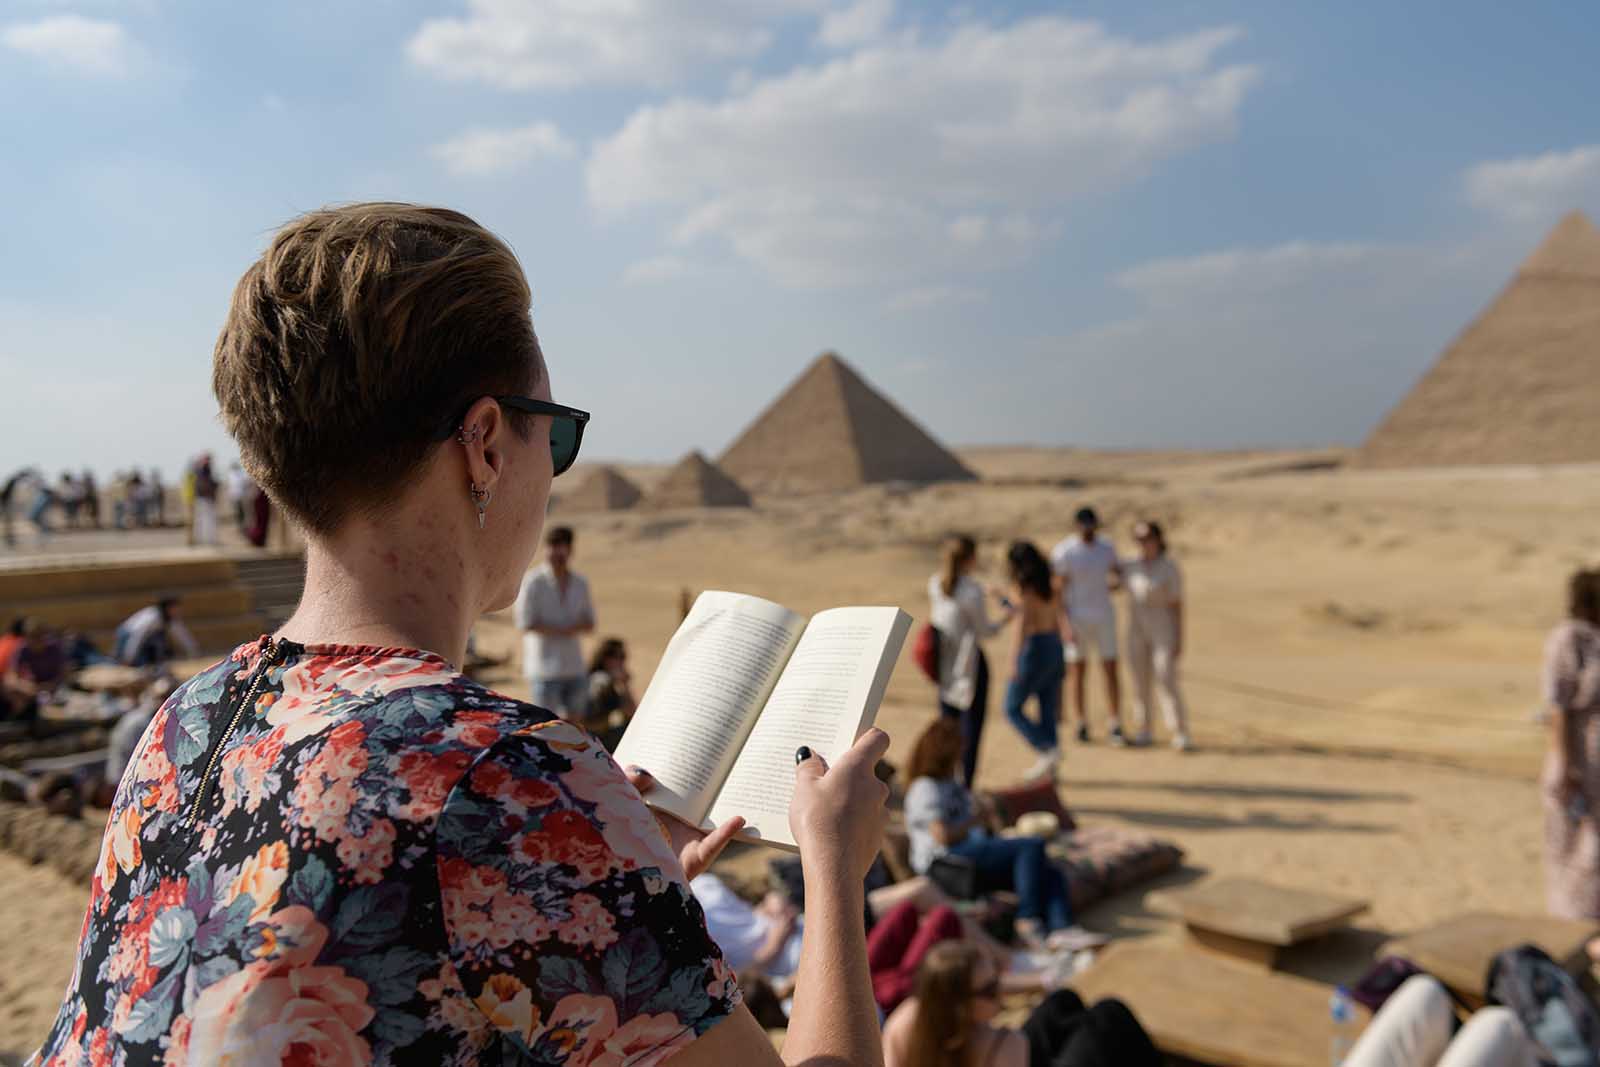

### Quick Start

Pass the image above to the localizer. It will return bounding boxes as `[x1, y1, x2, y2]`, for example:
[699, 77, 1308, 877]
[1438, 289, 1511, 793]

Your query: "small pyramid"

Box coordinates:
[1358, 211, 1600, 468]
[720, 352, 976, 491]
[645, 451, 753, 509]
[557, 465, 642, 512]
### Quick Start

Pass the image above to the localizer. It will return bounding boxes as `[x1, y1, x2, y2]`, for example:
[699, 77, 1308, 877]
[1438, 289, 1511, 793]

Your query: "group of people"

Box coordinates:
[930, 507, 1191, 785]
[513, 524, 638, 748]
[0, 458, 276, 550]
[0, 599, 198, 729]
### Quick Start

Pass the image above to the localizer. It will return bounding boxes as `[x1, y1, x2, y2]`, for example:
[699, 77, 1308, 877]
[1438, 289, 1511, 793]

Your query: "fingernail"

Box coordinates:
[795, 746, 812, 764]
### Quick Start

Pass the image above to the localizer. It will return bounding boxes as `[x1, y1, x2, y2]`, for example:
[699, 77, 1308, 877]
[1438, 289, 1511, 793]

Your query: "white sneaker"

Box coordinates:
[1046, 926, 1110, 952]
[1024, 748, 1060, 781]
[1173, 734, 1194, 752]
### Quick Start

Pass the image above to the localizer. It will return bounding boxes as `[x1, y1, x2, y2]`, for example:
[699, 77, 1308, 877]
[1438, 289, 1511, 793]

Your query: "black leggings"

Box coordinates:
[939, 651, 989, 788]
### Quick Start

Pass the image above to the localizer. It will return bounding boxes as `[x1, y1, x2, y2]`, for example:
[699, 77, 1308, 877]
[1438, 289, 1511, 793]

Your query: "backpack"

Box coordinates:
[1351, 956, 1427, 1014]
[1486, 943, 1600, 1067]
[911, 622, 942, 682]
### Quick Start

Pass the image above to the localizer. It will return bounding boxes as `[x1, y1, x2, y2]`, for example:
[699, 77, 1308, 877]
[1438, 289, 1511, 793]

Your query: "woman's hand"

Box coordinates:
[624, 767, 746, 880]
[791, 729, 892, 881]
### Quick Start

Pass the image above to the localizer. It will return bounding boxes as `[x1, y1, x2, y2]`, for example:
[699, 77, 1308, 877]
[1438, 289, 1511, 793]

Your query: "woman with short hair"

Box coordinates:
[33, 203, 892, 1067]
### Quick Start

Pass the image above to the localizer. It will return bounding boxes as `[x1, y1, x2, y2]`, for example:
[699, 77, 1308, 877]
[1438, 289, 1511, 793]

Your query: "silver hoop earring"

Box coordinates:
[469, 483, 492, 529]
[457, 425, 482, 445]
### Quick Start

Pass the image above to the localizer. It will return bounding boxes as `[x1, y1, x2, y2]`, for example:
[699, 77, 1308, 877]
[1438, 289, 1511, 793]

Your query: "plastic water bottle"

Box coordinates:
[1329, 985, 1357, 1066]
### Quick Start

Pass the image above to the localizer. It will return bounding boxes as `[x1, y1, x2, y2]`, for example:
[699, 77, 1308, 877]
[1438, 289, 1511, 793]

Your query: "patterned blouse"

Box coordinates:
[30, 638, 739, 1066]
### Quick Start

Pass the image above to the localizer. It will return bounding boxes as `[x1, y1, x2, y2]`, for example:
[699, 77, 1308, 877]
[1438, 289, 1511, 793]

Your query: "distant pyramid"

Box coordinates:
[645, 451, 752, 509]
[557, 466, 642, 512]
[1359, 211, 1600, 468]
[720, 352, 976, 491]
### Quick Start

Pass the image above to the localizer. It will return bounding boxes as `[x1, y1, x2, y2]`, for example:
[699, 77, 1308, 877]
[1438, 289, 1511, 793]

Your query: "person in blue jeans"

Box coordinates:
[903, 719, 1098, 951]
[1003, 540, 1065, 781]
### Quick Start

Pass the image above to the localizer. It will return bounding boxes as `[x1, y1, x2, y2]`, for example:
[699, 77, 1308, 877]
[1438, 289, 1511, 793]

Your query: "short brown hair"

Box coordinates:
[905, 718, 964, 782]
[214, 203, 540, 534]
[547, 525, 574, 547]
[1569, 568, 1600, 626]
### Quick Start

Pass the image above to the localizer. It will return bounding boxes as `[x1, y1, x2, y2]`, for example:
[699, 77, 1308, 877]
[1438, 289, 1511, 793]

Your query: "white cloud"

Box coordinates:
[430, 121, 575, 176]
[884, 284, 985, 312]
[1463, 144, 1600, 221]
[408, 0, 820, 90]
[818, 0, 893, 47]
[622, 255, 697, 285]
[588, 16, 1258, 287]
[1, 15, 135, 76]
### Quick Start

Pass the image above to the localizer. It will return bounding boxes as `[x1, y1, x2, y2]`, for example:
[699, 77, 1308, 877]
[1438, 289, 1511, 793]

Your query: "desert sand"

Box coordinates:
[1, 446, 1585, 1057]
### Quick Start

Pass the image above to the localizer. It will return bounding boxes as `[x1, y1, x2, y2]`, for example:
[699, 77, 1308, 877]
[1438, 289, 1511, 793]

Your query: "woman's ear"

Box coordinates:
[459, 396, 507, 488]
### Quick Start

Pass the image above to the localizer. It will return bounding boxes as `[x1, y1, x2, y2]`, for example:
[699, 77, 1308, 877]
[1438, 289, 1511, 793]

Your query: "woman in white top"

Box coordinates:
[1123, 521, 1191, 751]
[928, 535, 1014, 786]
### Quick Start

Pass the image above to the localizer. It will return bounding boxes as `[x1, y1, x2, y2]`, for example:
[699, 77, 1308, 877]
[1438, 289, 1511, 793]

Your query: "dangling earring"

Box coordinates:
[469, 483, 492, 529]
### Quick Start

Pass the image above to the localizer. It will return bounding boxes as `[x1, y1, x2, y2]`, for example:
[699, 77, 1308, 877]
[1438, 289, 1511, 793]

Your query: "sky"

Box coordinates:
[3, 0, 1599, 478]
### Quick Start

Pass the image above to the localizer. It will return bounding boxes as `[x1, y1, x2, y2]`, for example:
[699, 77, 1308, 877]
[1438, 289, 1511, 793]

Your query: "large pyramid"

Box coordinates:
[720, 352, 976, 491]
[557, 466, 642, 512]
[1359, 211, 1600, 468]
[645, 451, 752, 509]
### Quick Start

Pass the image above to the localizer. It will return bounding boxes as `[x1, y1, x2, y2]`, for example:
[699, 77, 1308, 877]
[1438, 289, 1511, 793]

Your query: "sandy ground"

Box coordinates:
[2, 447, 1589, 1056]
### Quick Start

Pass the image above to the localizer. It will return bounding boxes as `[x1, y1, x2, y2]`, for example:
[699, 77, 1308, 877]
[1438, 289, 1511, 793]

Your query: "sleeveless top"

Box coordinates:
[31, 638, 738, 1066]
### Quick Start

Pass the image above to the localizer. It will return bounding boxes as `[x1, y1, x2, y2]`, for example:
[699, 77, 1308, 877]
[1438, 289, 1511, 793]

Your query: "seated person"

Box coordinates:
[692, 872, 805, 983]
[903, 718, 1092, 950]
[111, 597, 198, 668]
[1345, 975, 1540, 1067]
[3, 621, 67, 725]
[885, 943, 1156, 1067]
[585, 636, 637, 748]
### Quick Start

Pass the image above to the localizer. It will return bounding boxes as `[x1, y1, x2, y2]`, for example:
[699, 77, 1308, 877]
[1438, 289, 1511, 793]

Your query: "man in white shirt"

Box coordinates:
[1049, 507, 1126, 746]
[513, 525, 595, 721]
[113, 598, 201, 668]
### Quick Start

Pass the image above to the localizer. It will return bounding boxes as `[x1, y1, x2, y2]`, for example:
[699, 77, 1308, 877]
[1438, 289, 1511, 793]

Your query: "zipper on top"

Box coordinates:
[185, 638, 287, 830]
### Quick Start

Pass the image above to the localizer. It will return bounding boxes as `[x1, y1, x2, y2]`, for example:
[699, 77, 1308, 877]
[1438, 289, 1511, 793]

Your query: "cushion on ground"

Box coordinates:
[1050, 825, 1185, 914]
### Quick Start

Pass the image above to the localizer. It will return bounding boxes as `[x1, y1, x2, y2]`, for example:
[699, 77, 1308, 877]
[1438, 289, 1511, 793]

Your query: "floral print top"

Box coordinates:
[31, 638, 739, 1067]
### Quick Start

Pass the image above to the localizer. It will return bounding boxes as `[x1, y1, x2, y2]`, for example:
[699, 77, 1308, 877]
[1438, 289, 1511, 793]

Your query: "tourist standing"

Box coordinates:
[1050, 507, 1126, 745]
[226, 461, 253, 528]
[1543, 567, 1600, 924]
[191, 453, 221, 545]
[149, 468, 165, 526]
[514, 524, 596, 720]
[1124, 521, 1192, 751]
[80, 469, 100, 529]
[1002, 541, 1065, 780]
[929, 535, 1013, 787]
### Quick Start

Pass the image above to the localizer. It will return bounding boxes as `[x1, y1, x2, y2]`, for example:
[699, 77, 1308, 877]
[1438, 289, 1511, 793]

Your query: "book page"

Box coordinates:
[708, 606, 912, 848]
[612, 591, 806, 827]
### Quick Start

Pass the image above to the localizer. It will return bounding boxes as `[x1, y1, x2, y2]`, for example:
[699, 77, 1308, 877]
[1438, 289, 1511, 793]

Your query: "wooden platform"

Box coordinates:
[1070, 941, 1365, 1067]
[1381, 912, 1600, 1005]
[1149, 877, 1369, 968]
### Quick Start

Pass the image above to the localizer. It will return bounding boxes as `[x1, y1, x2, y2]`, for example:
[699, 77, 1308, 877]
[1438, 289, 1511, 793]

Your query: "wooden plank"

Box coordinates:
[1185, 927, 1279, 969]
[1381, 912, 1600, 1001]
[1149, 877, 1369, 947]
[1070, 941, 1363, 1067]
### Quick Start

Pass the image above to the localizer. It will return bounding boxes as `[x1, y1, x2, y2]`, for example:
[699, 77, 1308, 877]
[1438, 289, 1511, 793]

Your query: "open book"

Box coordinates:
[612, 591, 912, 850]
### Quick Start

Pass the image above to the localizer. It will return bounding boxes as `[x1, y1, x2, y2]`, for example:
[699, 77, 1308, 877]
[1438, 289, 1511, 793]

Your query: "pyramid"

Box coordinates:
[719, 352, 976, 491]
[644, 451, 753, 509]
[557, 466, 642, 512]
[1359, 211, 1600, 468]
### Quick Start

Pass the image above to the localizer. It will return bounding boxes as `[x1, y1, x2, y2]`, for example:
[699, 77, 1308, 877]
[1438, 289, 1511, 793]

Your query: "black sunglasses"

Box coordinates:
[437, 396, 591, 477]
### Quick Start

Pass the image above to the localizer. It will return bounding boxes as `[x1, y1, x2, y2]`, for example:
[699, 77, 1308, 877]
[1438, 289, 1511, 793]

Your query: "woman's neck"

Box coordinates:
[278, 517, 479, 667]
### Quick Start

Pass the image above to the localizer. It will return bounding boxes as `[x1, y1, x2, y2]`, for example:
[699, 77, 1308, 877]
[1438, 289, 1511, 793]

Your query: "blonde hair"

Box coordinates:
[939, 535, 977, 596]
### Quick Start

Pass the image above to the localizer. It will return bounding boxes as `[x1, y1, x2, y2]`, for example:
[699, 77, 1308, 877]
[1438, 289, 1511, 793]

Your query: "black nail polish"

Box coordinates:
[795, 746, 812, 764]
